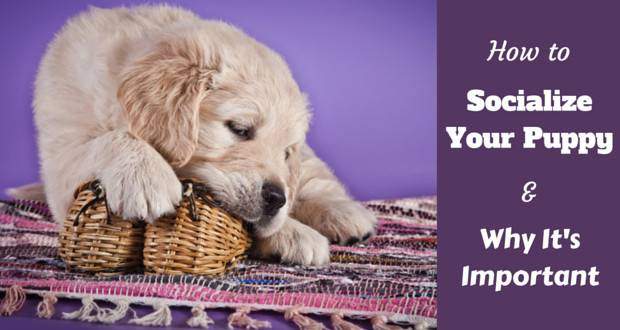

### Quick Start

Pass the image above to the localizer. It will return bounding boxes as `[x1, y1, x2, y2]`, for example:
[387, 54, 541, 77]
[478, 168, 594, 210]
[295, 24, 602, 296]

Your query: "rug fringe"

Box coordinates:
[62, 297, 100, 321]
[371, 315, 412, 330]
[36, 292, 57, 319]
[0, 285, 26, 316]
[62, 297, 99, 322]
[187, 304, 214, 328]
[331, 312, 363, 330]
[128, 302, 172, 326]
[228, 306, 271, 329]
[414, 321, 430, 330]
[284, 307, 325, 330]
[97, 299, 130, 324]
[0, 287, 432, 329]
[62, 296, 133, 324]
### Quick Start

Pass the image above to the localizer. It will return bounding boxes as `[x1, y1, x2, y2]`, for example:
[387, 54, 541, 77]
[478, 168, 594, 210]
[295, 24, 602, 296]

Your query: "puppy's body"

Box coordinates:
[33, 5, 376, 265]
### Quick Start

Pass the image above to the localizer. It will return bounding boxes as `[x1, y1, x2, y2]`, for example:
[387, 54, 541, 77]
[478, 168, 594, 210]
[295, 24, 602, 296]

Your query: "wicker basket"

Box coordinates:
[58, 181, 145, 275]
[143, 179, 252, 276]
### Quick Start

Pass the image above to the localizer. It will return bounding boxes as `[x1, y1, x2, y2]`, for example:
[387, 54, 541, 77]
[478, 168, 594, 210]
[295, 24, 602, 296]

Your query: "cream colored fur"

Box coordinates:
[28, 5, 376, 266]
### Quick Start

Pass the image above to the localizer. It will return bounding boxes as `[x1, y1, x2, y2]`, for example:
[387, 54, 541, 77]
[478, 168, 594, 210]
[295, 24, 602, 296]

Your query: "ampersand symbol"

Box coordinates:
[521, 181, 537, 203]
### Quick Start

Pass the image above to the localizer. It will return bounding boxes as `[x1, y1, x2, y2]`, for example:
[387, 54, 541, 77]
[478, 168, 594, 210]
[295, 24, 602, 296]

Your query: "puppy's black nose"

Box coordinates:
[261, 182, 286, 216]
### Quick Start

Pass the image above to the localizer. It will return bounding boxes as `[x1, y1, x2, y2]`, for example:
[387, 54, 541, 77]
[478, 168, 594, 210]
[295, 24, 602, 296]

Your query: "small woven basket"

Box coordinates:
[58, 181, 145, 275]
[143, 179, 252, 276]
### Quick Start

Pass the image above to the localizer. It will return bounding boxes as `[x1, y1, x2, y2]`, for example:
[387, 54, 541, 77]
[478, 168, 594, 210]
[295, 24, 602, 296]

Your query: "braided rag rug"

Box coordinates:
[0, 197, 437, 328]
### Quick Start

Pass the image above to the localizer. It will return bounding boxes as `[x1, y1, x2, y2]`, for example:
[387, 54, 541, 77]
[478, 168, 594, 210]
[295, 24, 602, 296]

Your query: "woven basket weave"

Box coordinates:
[143, 179, 252, 276]
[58, 181, 145, 275]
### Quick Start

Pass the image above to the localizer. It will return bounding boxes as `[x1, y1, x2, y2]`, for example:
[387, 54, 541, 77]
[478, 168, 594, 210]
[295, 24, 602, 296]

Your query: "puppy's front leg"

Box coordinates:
[43, 129, 181, 223]
[94, 131, 182, 222]
[252, 218, 330, 266]
[291, 145, 377, 245]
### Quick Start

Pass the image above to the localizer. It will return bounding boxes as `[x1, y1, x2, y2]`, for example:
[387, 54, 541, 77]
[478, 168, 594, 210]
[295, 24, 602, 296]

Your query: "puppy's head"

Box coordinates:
[118, 23, 309, 237]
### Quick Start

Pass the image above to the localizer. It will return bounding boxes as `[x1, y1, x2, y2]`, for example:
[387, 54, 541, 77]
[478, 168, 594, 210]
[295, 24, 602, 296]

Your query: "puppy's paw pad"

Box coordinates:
[343, 231, 375, 246]
[267, 254, 282, 263]
[285, 230, 330, 266]
[314, 201, 378, 246]
[254, 224, 330, 266]
[345, 237, 360, 246]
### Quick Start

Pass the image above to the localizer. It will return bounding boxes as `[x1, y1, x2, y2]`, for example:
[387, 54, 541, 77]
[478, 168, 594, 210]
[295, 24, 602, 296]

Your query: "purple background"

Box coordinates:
[439, 0, 619, 329]
[0, 0, 436, 201]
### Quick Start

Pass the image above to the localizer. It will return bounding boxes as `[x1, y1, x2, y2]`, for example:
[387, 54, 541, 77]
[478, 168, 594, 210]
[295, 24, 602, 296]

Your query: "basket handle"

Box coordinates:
[72, 180, 112, 226]
[181, 179, 220, 222]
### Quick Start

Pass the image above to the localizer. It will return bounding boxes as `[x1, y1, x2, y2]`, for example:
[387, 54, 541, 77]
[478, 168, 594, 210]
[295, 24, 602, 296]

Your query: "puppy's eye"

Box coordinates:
[226, 121, 253, 140]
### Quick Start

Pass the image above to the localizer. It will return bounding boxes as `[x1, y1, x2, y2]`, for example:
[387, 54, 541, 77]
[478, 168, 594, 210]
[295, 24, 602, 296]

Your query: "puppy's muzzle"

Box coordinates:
[261, 182, 286, 216]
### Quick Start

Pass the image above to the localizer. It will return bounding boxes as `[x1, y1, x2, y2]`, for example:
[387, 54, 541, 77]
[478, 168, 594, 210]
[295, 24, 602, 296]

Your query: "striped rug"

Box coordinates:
[0, 197, 436, 328]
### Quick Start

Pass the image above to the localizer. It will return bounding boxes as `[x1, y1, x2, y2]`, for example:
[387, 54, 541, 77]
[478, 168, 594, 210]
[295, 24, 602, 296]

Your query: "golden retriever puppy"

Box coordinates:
[28, 5, 376, 265]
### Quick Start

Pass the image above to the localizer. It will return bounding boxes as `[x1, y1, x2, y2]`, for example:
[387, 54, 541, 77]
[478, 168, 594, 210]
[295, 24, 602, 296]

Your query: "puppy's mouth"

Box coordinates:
[200, 185, 264, 224]
[182, 168, 283, 234]
[206, 196, 261, 223]
[206, 192, 286, 239]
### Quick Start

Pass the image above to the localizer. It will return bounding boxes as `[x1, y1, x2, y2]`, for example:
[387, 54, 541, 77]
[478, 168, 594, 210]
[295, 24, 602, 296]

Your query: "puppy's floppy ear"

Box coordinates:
[117, 38, 219, 168]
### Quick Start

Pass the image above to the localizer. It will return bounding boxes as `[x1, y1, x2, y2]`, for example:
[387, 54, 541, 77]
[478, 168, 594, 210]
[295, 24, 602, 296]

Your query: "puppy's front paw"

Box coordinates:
[253, 220, 330, 266]
[307, 200, 377, 245]
[99, 158, 182, 222]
